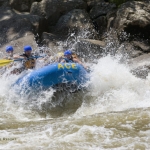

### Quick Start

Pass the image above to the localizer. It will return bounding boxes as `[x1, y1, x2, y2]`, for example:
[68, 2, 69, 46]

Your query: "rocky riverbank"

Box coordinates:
[0, 0, 150, 78]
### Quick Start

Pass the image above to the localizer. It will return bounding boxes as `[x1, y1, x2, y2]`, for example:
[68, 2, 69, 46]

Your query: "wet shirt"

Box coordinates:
[61, 56, 74, 63]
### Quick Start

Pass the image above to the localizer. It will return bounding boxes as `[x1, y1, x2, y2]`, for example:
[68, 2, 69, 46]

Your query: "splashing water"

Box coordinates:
[1, 54, 150, 118]
[73, 56, 150, 117]
[1, 33, 150, 149]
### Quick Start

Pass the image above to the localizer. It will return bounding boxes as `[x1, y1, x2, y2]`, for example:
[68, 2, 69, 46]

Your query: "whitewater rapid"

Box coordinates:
[0, 55, 150, 149]
[74, 56, 150, 117]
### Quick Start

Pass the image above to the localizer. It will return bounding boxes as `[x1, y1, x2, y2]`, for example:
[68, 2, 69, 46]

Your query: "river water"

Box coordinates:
[1, 43, 150, 149]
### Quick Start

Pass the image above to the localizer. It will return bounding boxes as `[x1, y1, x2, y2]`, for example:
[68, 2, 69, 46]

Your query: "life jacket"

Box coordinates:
[59, 53, 79, 63]
[20, 54, 36, 69]
[62, 56, 74, 63]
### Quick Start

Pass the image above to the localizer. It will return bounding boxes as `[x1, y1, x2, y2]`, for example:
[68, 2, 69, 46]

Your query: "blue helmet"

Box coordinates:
[24, 45, 32, 52]
[6, 46, 13, 52]
[64, 50, 72, 56]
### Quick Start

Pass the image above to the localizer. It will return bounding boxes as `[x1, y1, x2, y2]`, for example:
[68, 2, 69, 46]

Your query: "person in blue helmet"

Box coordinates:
[6, 46, 14, 57]
[2, 45, 37, 74]
[3, 46, 21, 74]
[5, 46, 14, 59]
[60, 50, 87, 68]
[5, 45, 19, 60]
[19, 45, 36, 69]
[20, 45, 33, 58]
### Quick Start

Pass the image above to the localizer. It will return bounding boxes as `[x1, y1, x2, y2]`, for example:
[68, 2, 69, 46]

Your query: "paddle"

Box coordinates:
[0, 56, 43, 67]
[0, 59, 23, 67]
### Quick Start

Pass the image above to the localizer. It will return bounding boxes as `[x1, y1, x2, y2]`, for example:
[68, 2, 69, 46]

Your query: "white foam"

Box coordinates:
[74, 56, 150, 117]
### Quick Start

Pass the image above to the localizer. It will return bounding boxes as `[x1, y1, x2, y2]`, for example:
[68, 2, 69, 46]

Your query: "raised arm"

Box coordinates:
[73, 58, 87, 69]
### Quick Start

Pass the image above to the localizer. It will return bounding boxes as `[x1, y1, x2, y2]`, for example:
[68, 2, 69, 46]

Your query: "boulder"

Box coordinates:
[93, 16, 107, 36]
[30, 0, 87, 26]
[9, 0, 38, 12]
[92, 7, 117, 36]
[131, 66, 150, 79]
[129, 53, 150, 79]
[41, 32, 105, 61]
[132, 41, 150, 52]
[41, 32, 66, 54]
[114, 41, 142, 59]
[74, 38, 106, 62]
[129, 53, 150, 69]
[0, 7, 48, 53]
[89, 2, 116, 19]
[0, 0, 9, 7]
[1, 33, 37, 54]
[53, 9, 98, 39]
[112, 1, 150, 40]
[86, 0, 104, 9]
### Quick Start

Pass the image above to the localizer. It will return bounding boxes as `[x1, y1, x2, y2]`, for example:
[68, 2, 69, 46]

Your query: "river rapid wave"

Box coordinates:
[0, 55, 150, 149]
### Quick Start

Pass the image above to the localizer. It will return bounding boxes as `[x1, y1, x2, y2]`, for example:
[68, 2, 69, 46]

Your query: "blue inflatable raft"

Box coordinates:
[13, 63, 89, 94]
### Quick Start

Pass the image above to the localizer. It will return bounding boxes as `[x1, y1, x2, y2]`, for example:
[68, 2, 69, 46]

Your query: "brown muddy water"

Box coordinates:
[0, 56, 150, 150]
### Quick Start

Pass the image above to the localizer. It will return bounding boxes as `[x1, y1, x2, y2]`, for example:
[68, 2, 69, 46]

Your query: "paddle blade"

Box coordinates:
[0, 59, 13, 67]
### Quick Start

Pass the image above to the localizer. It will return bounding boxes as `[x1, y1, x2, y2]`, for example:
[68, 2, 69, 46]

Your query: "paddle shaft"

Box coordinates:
[0, 56, 43, 67]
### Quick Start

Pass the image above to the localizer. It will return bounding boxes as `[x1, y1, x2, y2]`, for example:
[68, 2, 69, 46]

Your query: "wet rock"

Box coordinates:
[93, 16, 107, 36]
[30, 0, 87, 26]
[129, 53, 150, 79]
[129, 53, 150, 69]
[9, 0, 38, 12]
[88, 1, 116, 36]
[132, 41, 150, 52]
[129, 50, 143, 59]
[89, 2, 116, 19]
[131, 66, 150, 79]
[112, 1, 150, 41]
[118, 42, 143, 59]
[54, 9, 98, 39]
[75, 38, 105, 62]
[1, 33, 37, 54]
[86, 0, 104, 9]
[92, 4, 117, 37]
[41, 32, 105, 61]
[0, 0, 9, 7]
[118, 40, 150, 58]
[41, 32, 66, 53]
[0, 7, 48, 53]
